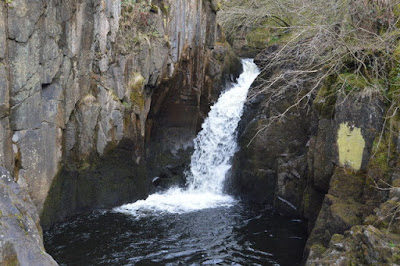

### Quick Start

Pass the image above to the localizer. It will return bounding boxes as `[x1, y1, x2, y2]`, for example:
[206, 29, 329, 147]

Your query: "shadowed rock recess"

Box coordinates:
[0, 0, 240, 263]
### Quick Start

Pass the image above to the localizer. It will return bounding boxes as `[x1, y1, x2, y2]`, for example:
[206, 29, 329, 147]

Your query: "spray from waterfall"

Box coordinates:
[115, 59, 260, 217]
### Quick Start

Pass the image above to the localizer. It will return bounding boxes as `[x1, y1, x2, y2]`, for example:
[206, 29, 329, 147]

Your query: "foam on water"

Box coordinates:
[115, 59, 260, 217]
[115, 187, 235, 217]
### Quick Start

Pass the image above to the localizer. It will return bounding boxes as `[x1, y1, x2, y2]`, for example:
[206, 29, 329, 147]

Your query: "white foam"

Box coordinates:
[115, 187, 236, 217]
[115, 59, 260, 217]
[187, 59, 260, 193]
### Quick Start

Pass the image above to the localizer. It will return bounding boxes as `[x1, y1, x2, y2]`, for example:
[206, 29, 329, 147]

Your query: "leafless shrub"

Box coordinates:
[219, 0, 400, 145]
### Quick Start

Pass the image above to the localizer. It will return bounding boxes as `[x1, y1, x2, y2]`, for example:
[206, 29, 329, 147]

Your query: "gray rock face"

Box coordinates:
[0, 0, 239, 228]
[0, 167, 57, 266]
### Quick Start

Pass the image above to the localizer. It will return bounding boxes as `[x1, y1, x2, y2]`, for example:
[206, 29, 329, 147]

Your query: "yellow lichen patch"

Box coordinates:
[337, 123, 365, 170]
[129, 72, 146, 113]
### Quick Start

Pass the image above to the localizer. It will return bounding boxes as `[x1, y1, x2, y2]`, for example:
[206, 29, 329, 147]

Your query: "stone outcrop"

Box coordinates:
[0, 0, 239, 228]
[307, 225, 400, 265]
[233, 39, 400, 263]
[0, 167, 57, 265]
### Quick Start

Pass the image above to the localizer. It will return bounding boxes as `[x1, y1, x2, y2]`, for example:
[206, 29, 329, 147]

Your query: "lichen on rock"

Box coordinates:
[337, 123, 365, 171]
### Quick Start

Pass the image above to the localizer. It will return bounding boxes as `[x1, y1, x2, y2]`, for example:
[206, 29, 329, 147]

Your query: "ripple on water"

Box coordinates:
[44, 202, 306, 265]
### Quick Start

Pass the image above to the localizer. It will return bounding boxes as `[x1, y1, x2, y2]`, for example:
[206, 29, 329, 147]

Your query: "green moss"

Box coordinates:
[337, 73, 366, 91]
[314, 75, 338, 118]
[394, 5, 400, 28]
[79, 160, 92, 171]
[364, 215, 378, 225]
[122, 101, 132, 109]
[328, 170, 365, 200]
[330, 233, 345, 244]
[310, 243, 327, 257]
[388, 44, 400, 100]
[150, 4, 158, 13]
[303, 191, 311, 211]
[129, 72, 146, 110]
[336, 73, 384, 95]
[369, 135, 392, 176]
[246, 28, 270, 49]
[330, 201, 362, 226]
[160, 3, 170, 15]
[393, 251, 400, 264]
[208, 0, 221, 12]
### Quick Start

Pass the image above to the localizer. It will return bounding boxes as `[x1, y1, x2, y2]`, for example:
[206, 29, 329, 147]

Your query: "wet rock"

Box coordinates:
[233, 48, 312, 212]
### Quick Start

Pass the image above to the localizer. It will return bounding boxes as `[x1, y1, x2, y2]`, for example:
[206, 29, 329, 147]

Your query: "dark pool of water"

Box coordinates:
[44, 202, 307, 265]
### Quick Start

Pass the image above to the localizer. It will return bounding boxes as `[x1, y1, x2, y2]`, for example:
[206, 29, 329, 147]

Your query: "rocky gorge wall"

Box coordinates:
[232, 29, 400, 265]
[0, 0, 240, 231]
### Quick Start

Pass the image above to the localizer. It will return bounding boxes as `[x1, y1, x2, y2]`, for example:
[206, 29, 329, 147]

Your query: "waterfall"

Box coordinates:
[115, 59, 260, 217]
[187, 59, 260, 193]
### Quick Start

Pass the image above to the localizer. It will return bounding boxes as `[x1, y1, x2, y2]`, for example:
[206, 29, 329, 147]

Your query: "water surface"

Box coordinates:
[44, 202, 306, 265]
[44, 60, 306, 265]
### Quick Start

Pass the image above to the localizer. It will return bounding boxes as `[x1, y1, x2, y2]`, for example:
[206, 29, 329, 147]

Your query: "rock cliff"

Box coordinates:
[235, 45, 400, 264]
[0, 0, 239, 229]
[228, 1, 400, 263]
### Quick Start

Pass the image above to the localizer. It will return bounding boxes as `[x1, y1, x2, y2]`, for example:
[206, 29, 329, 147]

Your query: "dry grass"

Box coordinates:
[219, 0, 400, 145]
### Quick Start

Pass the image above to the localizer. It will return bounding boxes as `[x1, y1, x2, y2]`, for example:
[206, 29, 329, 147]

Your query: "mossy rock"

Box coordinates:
[393, 179, 400, 188]
[364, 214, 378, 225]
[337, 73, 383, 94]
[150, 4, 159, 13]
[308, 243, 327, 260]
[314, 75, 338, 118]
[328, 169, 365, 201]
[246, 27, 271, 50]
[160, 2, 170, 15]
[129, 72, 146, 111]
[208, 0, 221, 12]
[330, 233, 345, 244]
[368, 133, 394, 183]
[330, 200, 363, 227]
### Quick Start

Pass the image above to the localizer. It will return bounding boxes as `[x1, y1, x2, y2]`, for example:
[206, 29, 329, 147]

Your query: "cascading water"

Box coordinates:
[115, 59, 260, 216]
[187, 59, 260, 193]
[45, 60, 308, 265]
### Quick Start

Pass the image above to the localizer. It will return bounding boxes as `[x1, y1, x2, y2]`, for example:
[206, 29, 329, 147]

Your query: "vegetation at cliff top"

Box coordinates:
[219, 0, 400, 142]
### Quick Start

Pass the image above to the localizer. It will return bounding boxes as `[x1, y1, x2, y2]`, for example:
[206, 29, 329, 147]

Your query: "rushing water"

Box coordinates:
[114, 59, 260, 217]
[44, 60, 307, 265]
